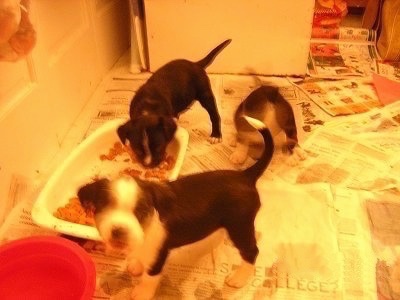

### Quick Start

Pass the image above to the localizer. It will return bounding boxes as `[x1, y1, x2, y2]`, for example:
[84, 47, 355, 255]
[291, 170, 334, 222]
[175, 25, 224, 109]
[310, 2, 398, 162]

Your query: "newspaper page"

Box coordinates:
[0, 189, 53, 242]
[377, 62, 400, 82]
[363, 188, 400, 300]
[332, 187, 377, 300]
[0, 169, 34, 227]
[276, 101, 400, 300]
[323, 100, 400, 135]
[308, 27, 379, 78]
[276, 100, 400, 192]
[81, 77, 146, 138]
[292, 77, 382, 116]
[276, 126, 398, 192]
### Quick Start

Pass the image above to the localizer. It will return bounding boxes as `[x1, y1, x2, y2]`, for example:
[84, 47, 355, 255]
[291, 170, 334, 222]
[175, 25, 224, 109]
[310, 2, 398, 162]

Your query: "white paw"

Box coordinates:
[285, 147, 307, 166]
[131, 283, 156, 300]
[229, 150, 247, 165]
[225, 262, 254, 288]
[131, 274, 161, 300]
[127, 258, 144, 277]
[227, 134, 238, 147]
[208, 136, 222, 144]
[293, 146, 307, 161]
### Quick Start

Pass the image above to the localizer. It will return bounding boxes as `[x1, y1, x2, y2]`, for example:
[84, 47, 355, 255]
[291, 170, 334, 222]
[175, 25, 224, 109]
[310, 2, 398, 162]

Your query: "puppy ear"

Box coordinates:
[159, 117, 177, 141]
[77, 178, 109, 211]
[136, 179, 173, 214]
[117, 121, 132, 144]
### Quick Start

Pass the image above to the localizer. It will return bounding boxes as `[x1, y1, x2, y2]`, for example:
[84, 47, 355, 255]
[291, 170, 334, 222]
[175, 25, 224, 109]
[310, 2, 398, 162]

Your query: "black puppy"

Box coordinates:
[118, 39, 232, 167]
[78, 117, 273, 300]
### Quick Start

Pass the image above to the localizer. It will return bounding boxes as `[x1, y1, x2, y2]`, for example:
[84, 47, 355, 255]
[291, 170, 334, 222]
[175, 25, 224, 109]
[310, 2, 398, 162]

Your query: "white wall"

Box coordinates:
[0, 0, 130, 223]
[144, 0, 314, 76]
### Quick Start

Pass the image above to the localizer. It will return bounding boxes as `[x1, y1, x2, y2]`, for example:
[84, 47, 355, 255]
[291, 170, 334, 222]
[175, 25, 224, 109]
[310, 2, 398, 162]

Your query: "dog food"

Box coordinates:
[54, 142, 176, 225]
[100, 141, 136, 162]
[100, 141, 176, 181]
[54, 197, 95, 226]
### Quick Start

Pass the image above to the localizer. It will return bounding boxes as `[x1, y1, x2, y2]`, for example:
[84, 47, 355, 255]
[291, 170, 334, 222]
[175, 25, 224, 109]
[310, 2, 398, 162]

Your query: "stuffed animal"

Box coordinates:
[0, 0, 36, 61]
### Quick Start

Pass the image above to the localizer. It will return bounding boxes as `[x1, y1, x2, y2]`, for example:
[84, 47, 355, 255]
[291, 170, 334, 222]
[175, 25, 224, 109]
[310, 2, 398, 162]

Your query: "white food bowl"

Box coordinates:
[32, 119, 189, 240]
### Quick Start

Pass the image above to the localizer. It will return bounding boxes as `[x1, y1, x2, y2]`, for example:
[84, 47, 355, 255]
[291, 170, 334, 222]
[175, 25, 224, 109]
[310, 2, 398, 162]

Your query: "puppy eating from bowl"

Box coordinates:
[117, 39, 232, 168]
[77, 116, 274, 300]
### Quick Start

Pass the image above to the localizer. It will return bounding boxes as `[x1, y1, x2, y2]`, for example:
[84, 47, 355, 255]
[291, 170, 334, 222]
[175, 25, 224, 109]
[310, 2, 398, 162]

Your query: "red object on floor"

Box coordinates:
[0, 236, 96, 300]
[372, 73, 400, 105]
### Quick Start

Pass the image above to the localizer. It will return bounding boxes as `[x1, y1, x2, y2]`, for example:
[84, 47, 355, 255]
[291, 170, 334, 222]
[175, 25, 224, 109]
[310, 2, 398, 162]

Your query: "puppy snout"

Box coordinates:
[111, 226, 128, 240]
[143, 155, 152, 167]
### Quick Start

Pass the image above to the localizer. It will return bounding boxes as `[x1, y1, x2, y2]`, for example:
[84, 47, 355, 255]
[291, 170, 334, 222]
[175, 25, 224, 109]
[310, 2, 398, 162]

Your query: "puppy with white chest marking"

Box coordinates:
[78, 117, 273, 300]
[117, 39, 232, 168]
[230, 85, 305, 165]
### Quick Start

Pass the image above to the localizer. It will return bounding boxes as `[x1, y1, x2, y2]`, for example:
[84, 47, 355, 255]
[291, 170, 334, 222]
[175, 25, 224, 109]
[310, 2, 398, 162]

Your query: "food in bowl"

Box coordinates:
[98, 141, 176, 181]
[53, 141, 177, 225]
[32, 119, 188, 240]
[54, 197, 95, 226]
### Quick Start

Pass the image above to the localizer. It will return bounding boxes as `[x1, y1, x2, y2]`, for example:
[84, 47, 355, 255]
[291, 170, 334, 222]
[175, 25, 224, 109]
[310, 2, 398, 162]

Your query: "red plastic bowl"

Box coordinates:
[0, 236, 96, 300]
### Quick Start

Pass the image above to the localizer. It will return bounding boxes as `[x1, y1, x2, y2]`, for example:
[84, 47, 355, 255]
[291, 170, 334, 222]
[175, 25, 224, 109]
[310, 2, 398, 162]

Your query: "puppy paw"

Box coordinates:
[229, 150, 247, 165]
[293, 146, 307, 161]
[285, 146, 307, 166]
[127, 258, 144, 277]
[208, 136, 222, 144]
[227, 134, 238, 147]
[131, 284, 156, 300]
[131, 274, 161, 300]
[225, 262, 254, 288]
[281, 144, 292, 154]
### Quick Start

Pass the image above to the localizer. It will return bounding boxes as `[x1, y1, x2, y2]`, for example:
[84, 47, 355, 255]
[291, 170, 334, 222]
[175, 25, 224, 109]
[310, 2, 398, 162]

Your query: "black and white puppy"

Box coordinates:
[117, 39, 232, 168]
[230, 85, 304, 165]
[78, 117, 273, 300]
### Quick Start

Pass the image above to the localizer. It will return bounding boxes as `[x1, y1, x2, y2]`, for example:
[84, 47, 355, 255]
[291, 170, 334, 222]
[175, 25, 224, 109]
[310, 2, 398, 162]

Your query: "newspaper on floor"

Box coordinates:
[276, 128, 394, 190]
[0, 168, 34, 226]
[308, 27, 379, 79]
[276, 101, 400, 192]
[377, 62, 400, 82]
[0, 71, 388, 299]
[322, 100, 400, 135]
[81, 76, 146, 138]
[292, 77, 382, 116]
[359, 188, 400, 300]
[332, 187, 377, 300]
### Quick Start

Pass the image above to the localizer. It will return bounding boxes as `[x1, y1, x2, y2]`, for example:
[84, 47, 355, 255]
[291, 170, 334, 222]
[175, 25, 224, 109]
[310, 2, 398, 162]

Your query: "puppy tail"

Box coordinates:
[242, 116, 274, 181]
[195, 39, 232, 69]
